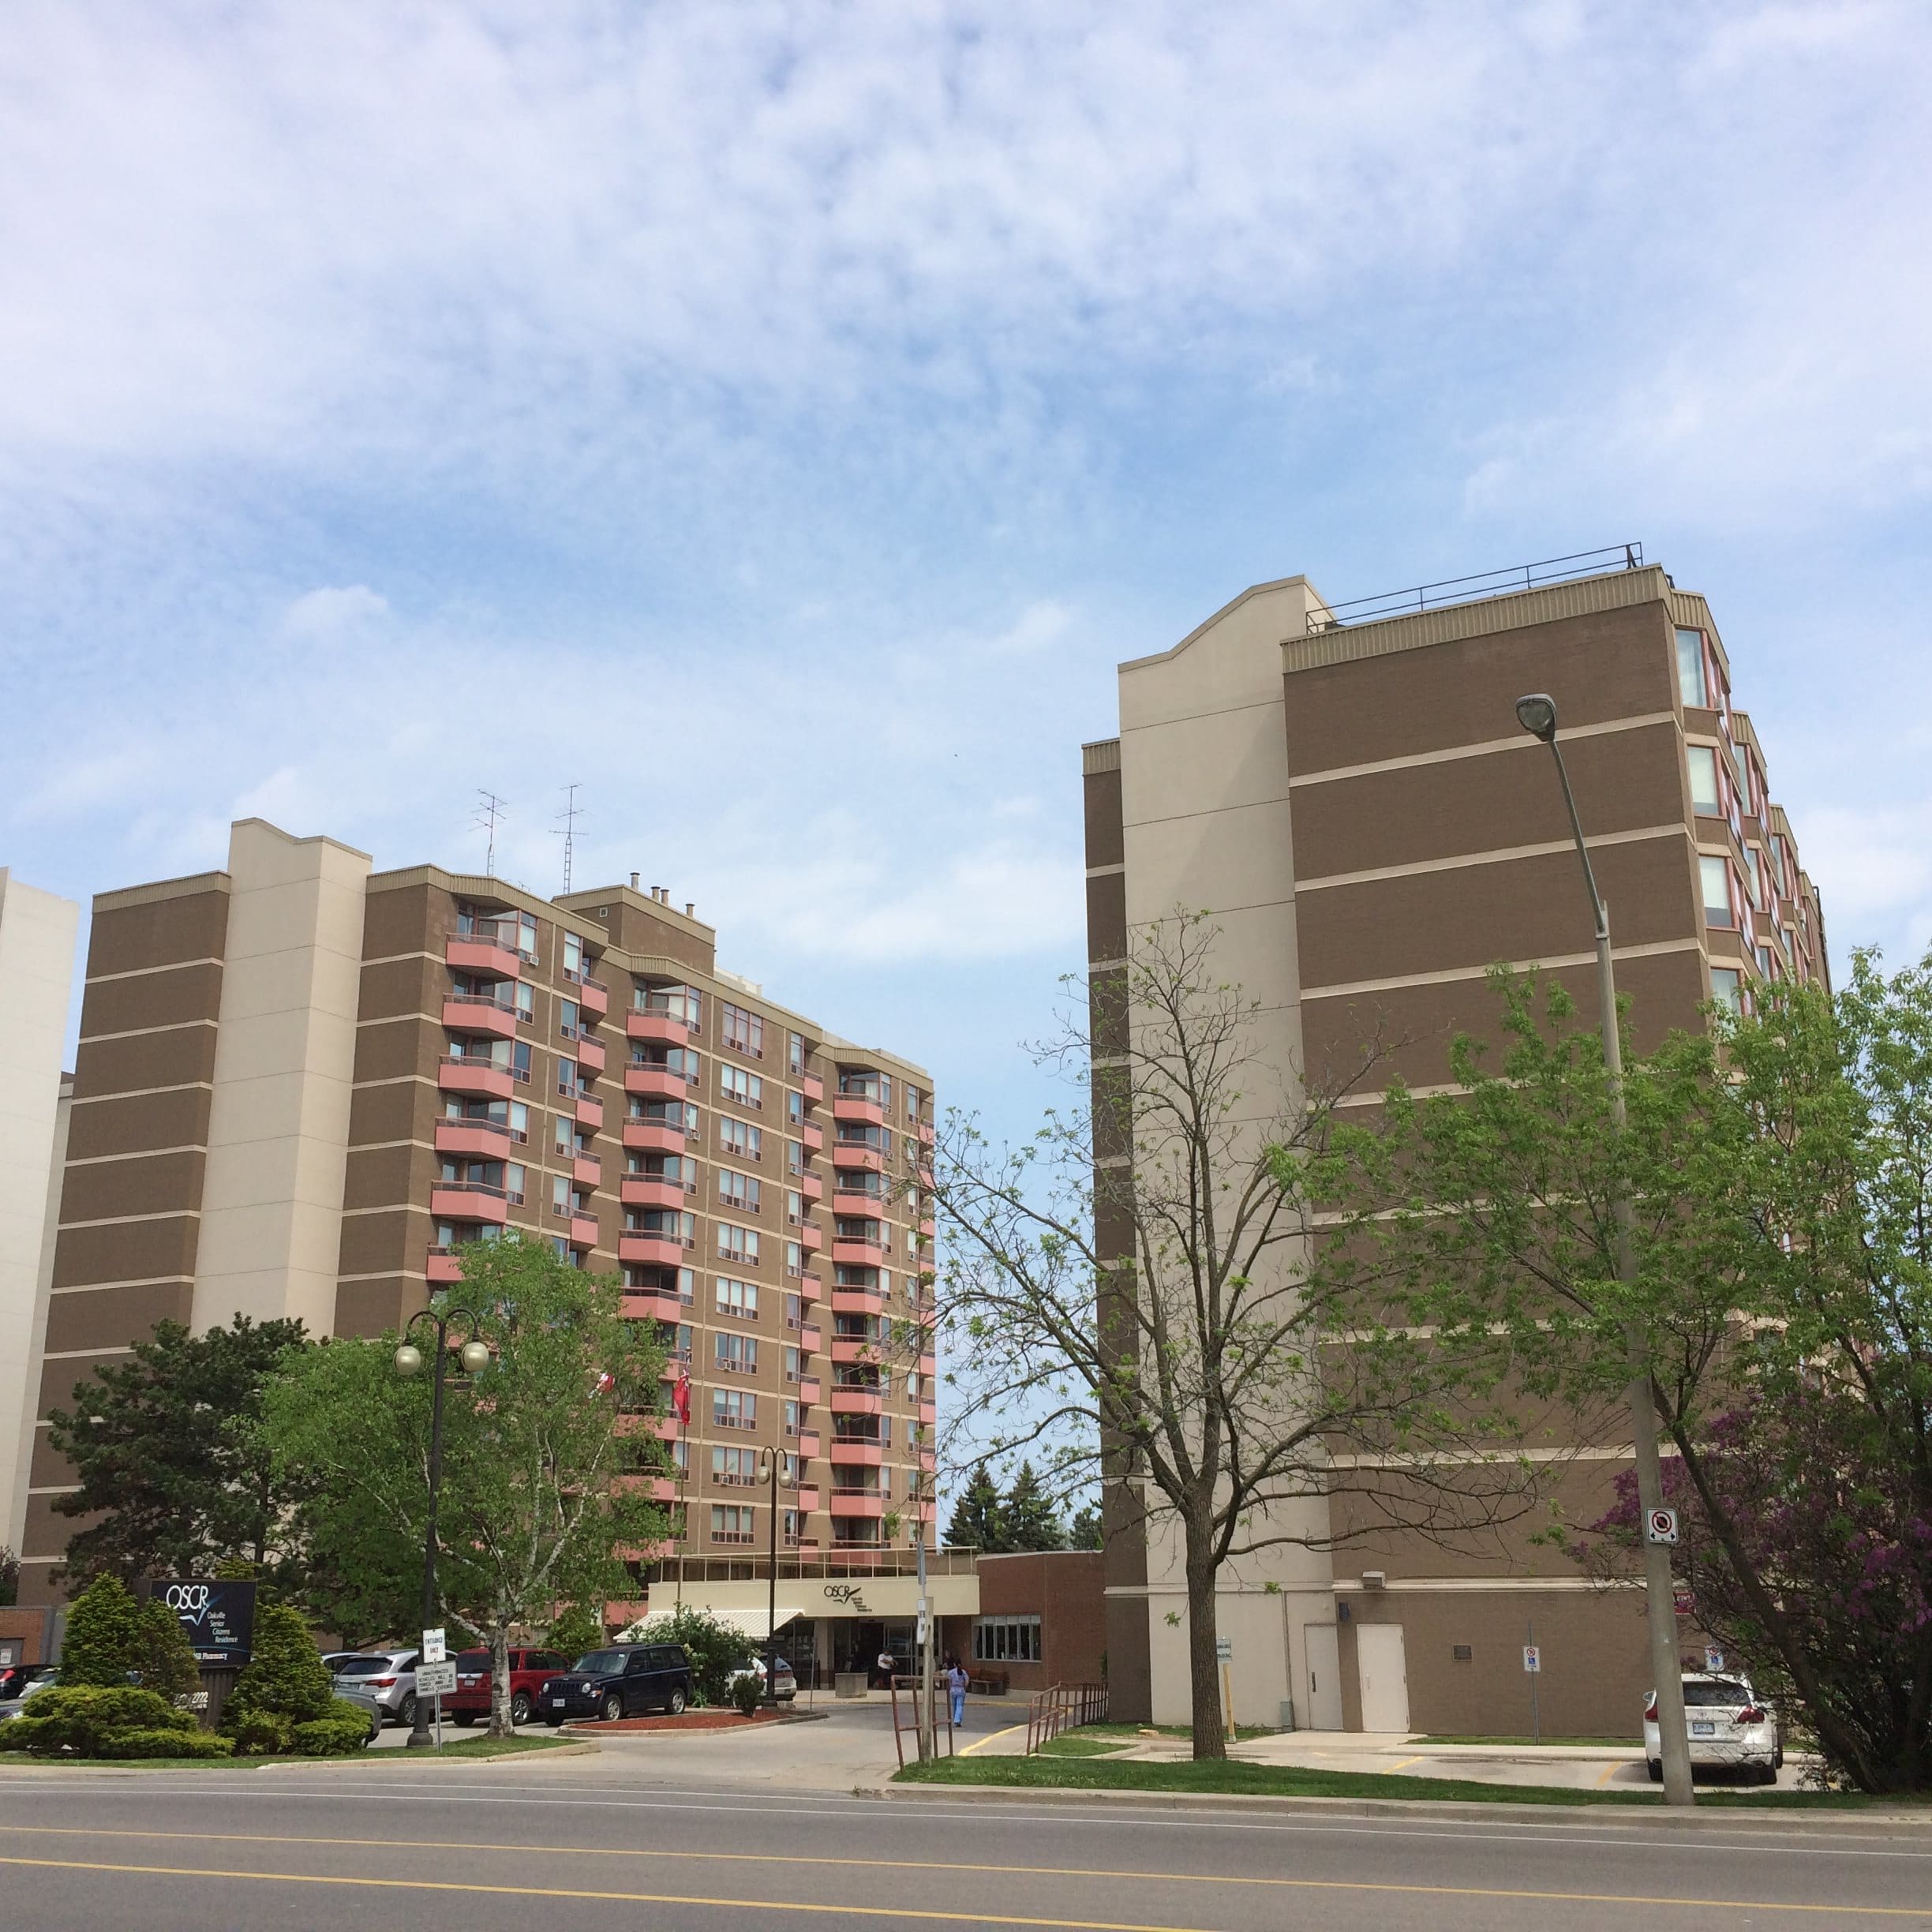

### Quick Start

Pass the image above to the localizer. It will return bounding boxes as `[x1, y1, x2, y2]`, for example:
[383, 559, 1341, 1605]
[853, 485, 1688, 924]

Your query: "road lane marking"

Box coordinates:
[2, 1842, 1930, 1919]
[1597, 1762, 1628, 1788]
[1383, 1757, 1423, 1775]
[962, 1724, 1028, 1758]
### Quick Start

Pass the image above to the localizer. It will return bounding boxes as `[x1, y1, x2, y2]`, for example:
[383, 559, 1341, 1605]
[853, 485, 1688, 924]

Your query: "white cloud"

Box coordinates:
[281, 586, 391, 639]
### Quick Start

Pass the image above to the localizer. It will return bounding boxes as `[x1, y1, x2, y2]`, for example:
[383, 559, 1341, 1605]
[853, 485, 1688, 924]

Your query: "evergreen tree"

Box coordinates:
[58, 1573, 146, 1686]
[1000, 1462, 1067, 1552]
[133, 1598, 202, 1701]
[0, 1544, 17, 1608]
[1067, 1504, 1103, 1551]
[943, 1460, 1005, 1552]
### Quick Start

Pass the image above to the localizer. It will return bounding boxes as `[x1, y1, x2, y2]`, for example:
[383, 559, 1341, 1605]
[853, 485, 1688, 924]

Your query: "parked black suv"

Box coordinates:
[538, 1644, 693, 1724]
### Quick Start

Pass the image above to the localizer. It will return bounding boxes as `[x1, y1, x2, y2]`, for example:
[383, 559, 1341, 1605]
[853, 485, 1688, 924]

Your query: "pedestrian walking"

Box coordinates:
[876, 1646, 896, 1688]
[946, 1656, 968, 1729]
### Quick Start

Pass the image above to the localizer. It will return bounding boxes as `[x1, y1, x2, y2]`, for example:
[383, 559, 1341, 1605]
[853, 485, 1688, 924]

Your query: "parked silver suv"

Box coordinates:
[330, 1650, 422, 1728]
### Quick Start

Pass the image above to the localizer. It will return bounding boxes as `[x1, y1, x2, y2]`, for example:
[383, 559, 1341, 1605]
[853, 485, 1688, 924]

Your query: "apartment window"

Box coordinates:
[515, 981, 535, 1022]
[1749, 846, 1768, 910]
[783, 1346, 803, 1383]
[551, 1174, 571, 1211]
[562, 931, 584, 979]
[556, 1056, 578, 1098]
[837, 1122, 889, 1151]
[717, 1222, 760, 1264]
[1757, 944, 1774, 978]
[782, 1510, 802, 1547]
[1676, 628, 1708, 709]
[667, 1438, 689, 1476]
[787, 1138, 804, 1176]
[628, 1208, 695, 1245]
[1687, 745, 1721, 816]
[907, 1372, 923, 1402]
[879, 1415, 893, 1447]
[1770, 833, 1790, 897]
[788, 1090, 804, 1125]
[785, 1241, 803, 1279]
[714, 1332, 759, 1375]
[720, 1065, 762, 1110]
[717, 1167, 761, 1211]
[784, 1292, 803, 1331]
[972, 1616, 1042, 1664]
[712, 1389, 757, 1430]
[783, 1399, 801, 1436]
[710, 1505, 755, 1544]
[1710, 968, 1743, 1017]
[505, 1163, 526, 1207]
[516, 911, 538, 960]
[721, 1002, 765, 1059]
[787, 1190, 803, 1226]
[716, 1276, 759, 1319]
[718, 1115, 762, 1161]
[636, 981, 702, 1025]
[788, 1031, 806, 1076]
[1700, 856, 1735, 928]
[713, 1445, 758, 1486]
[632, 1099, 701, 1138]
[837, 1218, 883, 1244]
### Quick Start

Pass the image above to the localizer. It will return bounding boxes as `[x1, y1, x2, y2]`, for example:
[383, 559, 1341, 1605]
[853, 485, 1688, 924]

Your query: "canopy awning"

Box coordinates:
[616, 1604, 807, 1643]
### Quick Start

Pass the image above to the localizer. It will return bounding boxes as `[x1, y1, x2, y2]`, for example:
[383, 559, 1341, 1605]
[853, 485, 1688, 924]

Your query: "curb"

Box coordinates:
[560, 1709, 829, 1743]
[874, 1780, 1932, 1835]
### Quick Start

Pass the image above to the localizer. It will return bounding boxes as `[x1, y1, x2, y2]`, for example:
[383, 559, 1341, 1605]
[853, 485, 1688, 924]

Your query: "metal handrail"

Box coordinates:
[1025, 1682, 1110, 1754]
[1307, 543, 1645, 632]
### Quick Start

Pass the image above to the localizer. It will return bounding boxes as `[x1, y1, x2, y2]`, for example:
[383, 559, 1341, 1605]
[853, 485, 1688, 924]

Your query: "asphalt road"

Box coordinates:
[2, 1753, 1930, 1930]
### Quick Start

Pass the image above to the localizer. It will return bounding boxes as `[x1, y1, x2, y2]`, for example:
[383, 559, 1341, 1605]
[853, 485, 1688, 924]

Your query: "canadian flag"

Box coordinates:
[590, 1370, 615, 1398]
[673, 1365, 691, 1427]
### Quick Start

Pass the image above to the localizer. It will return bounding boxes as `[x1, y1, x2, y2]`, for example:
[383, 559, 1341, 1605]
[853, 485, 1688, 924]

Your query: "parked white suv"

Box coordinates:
[331, 1649, 423, 1728]
[1646, 1673, 1783, 1784]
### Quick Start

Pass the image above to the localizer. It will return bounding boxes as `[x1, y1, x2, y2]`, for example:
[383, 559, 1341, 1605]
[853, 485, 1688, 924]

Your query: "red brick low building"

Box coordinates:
[968, 1552, 1105, 1693]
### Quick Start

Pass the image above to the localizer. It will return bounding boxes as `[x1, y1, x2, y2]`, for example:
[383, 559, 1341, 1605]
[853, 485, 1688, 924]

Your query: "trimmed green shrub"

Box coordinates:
[291, 1705, 374, 1757]
[133, 1597, 202, 1701]
[59, 1574, 146, 1686]
[222, 1601, 331, 1745]
[631, 1606, 747, 1706]
[226, 1710, 295, 1755]
[103, 1728, 233, 1760]
[728, 1671, 763, 1717]
[0, 1683, 204, 1758]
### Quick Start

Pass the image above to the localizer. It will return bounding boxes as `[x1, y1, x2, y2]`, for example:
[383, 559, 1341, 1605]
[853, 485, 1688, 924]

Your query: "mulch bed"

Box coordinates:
[560, 1708, 794, 1733]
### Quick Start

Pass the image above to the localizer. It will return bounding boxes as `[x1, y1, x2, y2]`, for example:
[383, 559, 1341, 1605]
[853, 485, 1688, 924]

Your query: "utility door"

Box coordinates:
[1356, 1622, 1411, 1733]
[1303, 1623, 1344, 1730]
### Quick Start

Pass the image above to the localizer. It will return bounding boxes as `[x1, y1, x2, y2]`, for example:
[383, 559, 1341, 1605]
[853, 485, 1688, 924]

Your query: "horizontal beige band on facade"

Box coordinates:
[1084, 863, 1125, 879]
[1302, 935, 1703, 1002]
[1334, 1575, 1628, 1593]
[57, 1208, 200, 1232]
[50, 1275, 195, 1296]
[335, 1268, 429, 1285]
[1289, 710, 1678, 790]
[358, 949, 437, 968]
[62, 1144, 208, 1167]
[84, 956, 224, 985]
[356, 1011, 444, 1029]
[1086, 957, 1128, 972]
[1295, 825, 1687, 895]
[1326, 1445, 1640, 1468]
[1335, 1082, 1464, 1109]
[351, 1074, 434, 1090]
[39, 1345, 138, 1361]
[71, 1081, 213, 1106]
[77, 1018, 218, 1046]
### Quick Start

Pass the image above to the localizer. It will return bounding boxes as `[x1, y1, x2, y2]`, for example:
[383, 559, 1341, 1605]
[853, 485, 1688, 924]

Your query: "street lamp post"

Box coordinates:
[756, 1447, 781, 1704]
[394, 1303, 490, 1751]
[1514, 692, 1695, 1807]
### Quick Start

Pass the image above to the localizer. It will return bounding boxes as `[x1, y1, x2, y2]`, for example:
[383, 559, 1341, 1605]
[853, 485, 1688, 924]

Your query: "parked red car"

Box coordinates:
[444, 1648, 574, 1728]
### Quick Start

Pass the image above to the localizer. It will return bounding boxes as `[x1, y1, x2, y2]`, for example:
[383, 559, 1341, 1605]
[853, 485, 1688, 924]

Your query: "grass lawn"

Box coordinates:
[901, 1749, 1910, 1810]
[1037, 1735, 1132, 1758]
[0, 1731, 581, 1771]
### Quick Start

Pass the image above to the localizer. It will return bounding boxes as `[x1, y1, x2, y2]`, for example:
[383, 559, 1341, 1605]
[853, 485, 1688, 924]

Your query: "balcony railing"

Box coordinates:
[1306, 542, 1646, 633]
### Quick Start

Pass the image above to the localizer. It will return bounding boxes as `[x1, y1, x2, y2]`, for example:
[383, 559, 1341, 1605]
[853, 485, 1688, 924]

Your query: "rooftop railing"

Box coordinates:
[1307, 542, 1646, 633]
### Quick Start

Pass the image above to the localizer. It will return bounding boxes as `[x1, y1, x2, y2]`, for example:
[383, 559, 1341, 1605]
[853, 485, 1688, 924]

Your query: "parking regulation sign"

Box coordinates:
[1522, 1645, 1541, 1674]
[1645, 1507, 1680, 1546]
[415, 1660, 458, 1698]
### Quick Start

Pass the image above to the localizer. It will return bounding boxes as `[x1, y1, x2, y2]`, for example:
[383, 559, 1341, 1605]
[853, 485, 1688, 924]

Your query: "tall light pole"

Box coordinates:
[1515, 692, 1695, 1807]
[394, 1303, 490, 1751]
[755, 1447, 781, 1703]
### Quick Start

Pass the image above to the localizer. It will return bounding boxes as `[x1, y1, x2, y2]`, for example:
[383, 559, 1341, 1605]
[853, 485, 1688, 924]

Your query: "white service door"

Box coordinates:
[1356, 1622, 1410, 1733]
[1303, 1623, 1343, 1731]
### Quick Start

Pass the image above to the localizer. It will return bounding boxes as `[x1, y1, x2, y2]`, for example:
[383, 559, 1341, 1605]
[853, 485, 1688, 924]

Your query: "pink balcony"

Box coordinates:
[915, 1120, 934, 1146]
[573, 1153, 601, 1188]
[620, 1234, 687, 1267]
[786, 1535, 821, 1555]
[615, 1474, 680, 1503]
[918, 1353, 937, 1376]
[574, 1094, 605, 1131]
[910, 1499, 936, 1522]
[622, 1290, 689, 1324]
[799, 1375, 822, 1405]
[918, 1401, 937, 1426]
[834, 1096, 885, 1128]
[833, 1144, 884, 1175]
[627, 1009, 692, 1045]
[830, 1387, 882, 1416]
[622, 1178, 688, 1210]
[916, 1164, 934, 1189]
[802, 1073, 825, 1106]
[603, 1597, 650, 1626]
[431, 1183, 508, 1225]
[626, 1066, 688, 1102]
[575, 1035, 607, 1074]
[798, 1428, 821, 1458]
[438, 1058, 515, 1101]
[435, 1120, 511, 1159]
[830, 1489, 886, 1517]
[801, 1122, 825, 1153]
[616, 1412, 680, 1440]
[799, 1322, 822, 1353]
[832, 1289, 885, 1317]
[830, 1338, 874, 1365]
[919, 1217, 935, 1240]
[833, 1241, 883, 1268]
[442, 994, 518, 1039]
[623, 1120, 685, 1155]
[795, 1484, 820, 1512]
[577, 976, 609, 1020]
[829, 1438, 883, 1466]
[829, 1540, 884, 1563]
[799, 1172, 824, 1204]
[799, 1223, 823, 1253]
[447, 933, 522, 975]
[426, 1250, 463, 1284]
[797, 1272, 823, 1306]
[919, 1446, 937, 1472]
[833, 1190, 883, 1217]
[568, 1211, 599, 1246]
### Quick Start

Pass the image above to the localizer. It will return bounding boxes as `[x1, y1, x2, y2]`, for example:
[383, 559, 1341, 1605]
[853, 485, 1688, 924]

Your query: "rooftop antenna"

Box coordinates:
[553, 784, 586, 894]
[473, 789, 510, 878]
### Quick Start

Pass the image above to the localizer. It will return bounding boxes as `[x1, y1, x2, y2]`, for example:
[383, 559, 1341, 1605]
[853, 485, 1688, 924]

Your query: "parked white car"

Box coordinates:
[1646, 1673, 1783, 1784]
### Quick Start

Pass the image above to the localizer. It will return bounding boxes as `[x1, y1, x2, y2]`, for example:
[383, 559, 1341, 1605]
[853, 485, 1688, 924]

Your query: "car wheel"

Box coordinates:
[397, 1693, 417, 1728]
[1757, 1762, 1779, 1786]
[511, 1691, 533, 1727]
[1646, 1758, 1662, 1783]
[601, 1692, 624, 1724]
[668, 1686, 687, 1715]
[454, 1712, 477, 1728]
[544, 1716, 564, 1728]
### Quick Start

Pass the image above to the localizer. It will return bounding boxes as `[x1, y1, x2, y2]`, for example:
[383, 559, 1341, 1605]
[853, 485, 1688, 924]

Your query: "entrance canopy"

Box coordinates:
[616, 1603, 806, 1644]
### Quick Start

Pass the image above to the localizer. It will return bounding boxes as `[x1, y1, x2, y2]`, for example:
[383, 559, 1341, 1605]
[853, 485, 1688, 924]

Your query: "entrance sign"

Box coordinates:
[415, 1660, 458, 1698]
[144, 1578, 256, 1667]
[1645, 1507, 1679, 1547]
[1522, 1646, 1541, 1673]
[421, 1628, 447, 1664]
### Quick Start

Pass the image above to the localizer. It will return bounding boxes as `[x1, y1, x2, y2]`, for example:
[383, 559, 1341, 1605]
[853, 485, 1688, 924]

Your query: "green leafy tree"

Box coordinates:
[261, 1234, 668, 1737]
[58, 1573, 146, 1685]
[944, 1461, 1005, 1552]
[1001, 1462, 1067, 1551]
[548, 1603, 608, 1663]
[46, 1314, 312, 1586]
[1067, 1504, 1103, 1551]
[623, 1604, 747, 1707]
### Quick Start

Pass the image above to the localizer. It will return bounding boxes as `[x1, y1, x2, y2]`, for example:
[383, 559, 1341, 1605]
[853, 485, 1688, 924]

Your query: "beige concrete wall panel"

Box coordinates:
[1305, 948, 1710, 1093]
[44, 1279, 193, 1355]
[1084, 768, 1125, 870]
[57, 1149, 206, 1226]
[85, 889, 228, 979]
[1297, 839, 1698, 994]
[1284, 603, 1675, 777]
[50, 1216, 199, 1290]
[1290, 724, 1689, 882]
[65, 1089, 214, 1163]
[72, 1026, 219, 1097]
[335, 1276, 416, 1339]
[80, 961, 223, 1039]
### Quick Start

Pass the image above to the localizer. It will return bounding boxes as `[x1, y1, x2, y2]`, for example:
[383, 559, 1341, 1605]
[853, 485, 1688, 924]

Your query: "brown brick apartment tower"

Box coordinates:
[22, 821, 938, 1633]
[1084, 553, 1826, 1735]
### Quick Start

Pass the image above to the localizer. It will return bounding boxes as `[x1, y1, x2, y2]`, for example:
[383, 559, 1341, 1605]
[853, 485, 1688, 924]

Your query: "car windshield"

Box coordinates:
[574, 1650, 628, 1676]
[332, 1657, 392, 1678]
[1683, 1679, 1750, 1706]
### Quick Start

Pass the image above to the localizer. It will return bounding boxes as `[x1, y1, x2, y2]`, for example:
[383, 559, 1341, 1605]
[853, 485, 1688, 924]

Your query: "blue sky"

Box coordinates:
[4, 1, 1930, 1147]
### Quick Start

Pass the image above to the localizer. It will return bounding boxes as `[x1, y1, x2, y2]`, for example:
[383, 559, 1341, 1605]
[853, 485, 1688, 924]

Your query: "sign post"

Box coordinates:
[415, 1657, 458, 1748]
[1215, 1635, 1236, 1743]
[1522, 1624, 1541, 1745]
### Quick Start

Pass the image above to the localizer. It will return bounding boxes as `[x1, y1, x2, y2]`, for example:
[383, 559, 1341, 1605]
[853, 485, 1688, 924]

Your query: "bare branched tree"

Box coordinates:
[934, 914, 1545, 1758]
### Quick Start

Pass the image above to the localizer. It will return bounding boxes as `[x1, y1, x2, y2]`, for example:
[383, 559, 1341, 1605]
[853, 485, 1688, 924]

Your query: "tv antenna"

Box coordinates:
[553, 784, 586, 893]
[473, 790, 509, 878]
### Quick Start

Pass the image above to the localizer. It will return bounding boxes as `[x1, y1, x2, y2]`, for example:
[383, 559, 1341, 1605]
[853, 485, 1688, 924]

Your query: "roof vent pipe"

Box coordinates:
[685, 903, 695, 918]
[630, 872, 639, 889]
